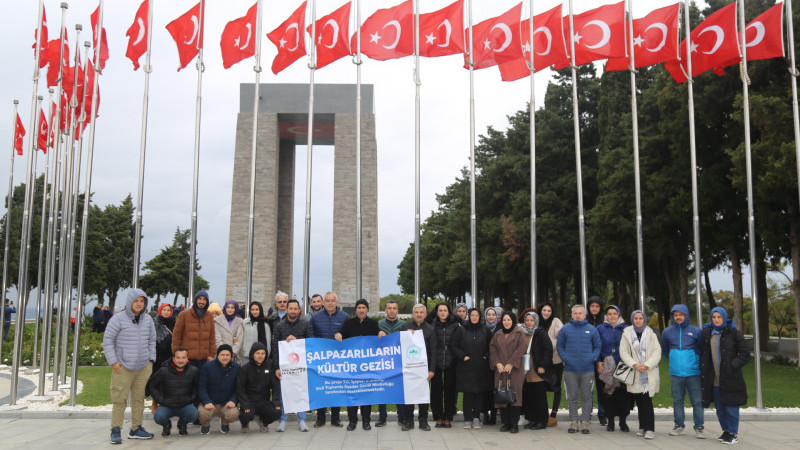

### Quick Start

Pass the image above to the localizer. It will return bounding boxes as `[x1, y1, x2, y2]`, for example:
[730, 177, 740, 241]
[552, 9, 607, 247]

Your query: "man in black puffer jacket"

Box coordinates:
[400, 304, 437, 431]
[237, 342, 282, 433]
[147, 348, 199, 437]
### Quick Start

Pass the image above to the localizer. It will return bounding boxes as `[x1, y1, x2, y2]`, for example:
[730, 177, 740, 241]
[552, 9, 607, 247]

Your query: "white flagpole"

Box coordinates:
[356, 0, 365, 303]
[626, 0, 645, 312]
[245, 0, 264, 312]
[0, 99, 20, 362]
[786, 0, 800, 370]
[188, 0, 205, 301]
[72, 0, 106, 404]
[567, 0, 588, 307]
[40, 2, 69, 395]
[302, 0, 317, 313]
[413, 0, 420, 304]
[133, 0, 154, 289]
[9, 0, 46, 402]
[467, 0, 477, 309]
[681, 0, 703, 327]
[528, 0, 537, 308]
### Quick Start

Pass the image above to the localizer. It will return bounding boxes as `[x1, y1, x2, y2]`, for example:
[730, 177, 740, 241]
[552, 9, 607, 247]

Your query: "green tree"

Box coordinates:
[139, 227, 209, 308]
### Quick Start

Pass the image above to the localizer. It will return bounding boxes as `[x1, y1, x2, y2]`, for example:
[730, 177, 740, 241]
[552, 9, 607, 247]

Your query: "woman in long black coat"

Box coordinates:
[451, 308, 492, 429]
[700, 307, 749, 444]
[428, 302, 461, 428]
[520, 311, 553, 430]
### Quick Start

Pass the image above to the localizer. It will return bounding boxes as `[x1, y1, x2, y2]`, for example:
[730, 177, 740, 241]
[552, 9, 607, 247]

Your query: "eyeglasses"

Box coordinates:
[276, 300, 287, 304]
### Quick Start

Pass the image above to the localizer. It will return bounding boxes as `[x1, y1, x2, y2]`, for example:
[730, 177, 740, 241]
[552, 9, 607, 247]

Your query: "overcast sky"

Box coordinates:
[2, 0, 762, 311]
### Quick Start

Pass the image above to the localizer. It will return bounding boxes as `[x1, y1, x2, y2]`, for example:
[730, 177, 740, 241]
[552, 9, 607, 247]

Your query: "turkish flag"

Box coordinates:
[356, 0, 413, 61]
[44, 34, 69, 87]
[33, 5, 49, 68]
[605, 3, 680, 71]
[268, 1, 307, 74]
[468, 3, 523, 70]
[59, 92, 69, 133]
[126, 0, 149, 71]
[83, 61, 100, 119]
[664, 2, 738, 83]
[309, 2, 351, 69]
[419, 0, 464, 58]
[90, 6, 110, 70]
[555, 1, 626, 69]
[741, 3, 784, 62]
[14, 114, 25, 156]
[221, 3, 258, 69]
[498, 4, 568, 81]
[62, 52, 84, 103]
[49, 102, 58, 147]
[37, 108, 48, 153]
[166, 2, 204, 71]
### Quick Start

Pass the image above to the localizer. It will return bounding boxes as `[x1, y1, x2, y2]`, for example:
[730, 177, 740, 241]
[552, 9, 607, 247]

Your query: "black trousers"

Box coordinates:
[239, 401, 281, 427]
[522, 381, 549, 424]
[347, 405, 371, 424]
[499, 406, 521, 428]
[630, 392, 655, 431]
[404, 403, 429, 421]
[316, 407, 341, 421]
[462, 392, 483, 421]
[548, 363, 564, 414]
[598, 378, 630, 419]
[430, 366, 457, 421]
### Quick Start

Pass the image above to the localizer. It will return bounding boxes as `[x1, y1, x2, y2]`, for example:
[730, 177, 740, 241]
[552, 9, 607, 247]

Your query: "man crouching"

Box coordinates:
[147, 347, 199, 437]
[237, 342, 282, 433]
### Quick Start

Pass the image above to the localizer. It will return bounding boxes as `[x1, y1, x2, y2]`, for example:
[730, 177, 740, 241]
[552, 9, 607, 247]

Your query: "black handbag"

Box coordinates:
[493, 374, 516, 404]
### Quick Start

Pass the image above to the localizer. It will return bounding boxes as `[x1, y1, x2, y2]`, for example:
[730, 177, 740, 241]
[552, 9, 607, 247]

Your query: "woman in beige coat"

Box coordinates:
[214, 300, 244, 360]
[490, 312, 527, 433]
[619, 310, 661, 440]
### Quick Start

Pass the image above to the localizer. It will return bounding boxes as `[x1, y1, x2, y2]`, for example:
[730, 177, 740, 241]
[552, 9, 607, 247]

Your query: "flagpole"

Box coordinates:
[466, 0, 477, 309]
[0, 99, 20, 363]
[356, 0, 365, 303]
[567, 0, 588, 307]
[412, 0, 420, 305]
[528, 0, 537, 308]
[24, 96, 42, 368]
[681, 0, 703, 327]
[626, 0, 645, 312]
[133, 0, 154, 289]
[72, 0, 105, 404]
[245, 0, 264, 312]
[9, 0, 47, 403]
[40, 2, 69, 395]
[302, 0, 317, 312]
[32, 89, 54, 371]
[786, 0, 800, 369]
[188, 0, 205, 302]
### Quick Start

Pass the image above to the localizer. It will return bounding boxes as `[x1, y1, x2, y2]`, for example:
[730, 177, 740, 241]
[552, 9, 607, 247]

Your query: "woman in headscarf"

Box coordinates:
[451, 308, 492, 429]
[539, 302, 564, 427]
[596, 305, 630, 432]
[619, 310, 661, 439]
[481, 306, 502, 425]
[484, 306, 501, 334]
[215, 300, 245, 361]
[520, 311, 553, 430]
[700, 307, 749, 445]
[240, 301, 270, 364]
[454, 303, 468, 325]
[490, 311, 527, 433]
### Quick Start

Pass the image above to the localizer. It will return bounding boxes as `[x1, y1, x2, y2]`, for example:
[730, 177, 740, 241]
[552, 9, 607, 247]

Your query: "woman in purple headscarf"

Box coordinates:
[215, 300, 244, 361]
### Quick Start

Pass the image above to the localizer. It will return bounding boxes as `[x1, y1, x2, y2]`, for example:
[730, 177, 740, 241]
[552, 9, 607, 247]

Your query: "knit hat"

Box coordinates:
[587, 296, 603, 308]
[355, 298, 369, 310]
[216, 344, 233, 357]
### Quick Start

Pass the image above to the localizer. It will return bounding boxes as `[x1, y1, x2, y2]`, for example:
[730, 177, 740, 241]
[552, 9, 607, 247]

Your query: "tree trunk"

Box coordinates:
[729, 245, 744, 331]
[789, 218, 800, 367]
[704, 269, 717, 308]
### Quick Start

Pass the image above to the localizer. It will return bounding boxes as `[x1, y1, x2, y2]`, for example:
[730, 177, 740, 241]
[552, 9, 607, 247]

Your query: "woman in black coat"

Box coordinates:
[154, 303, 176, 370]
[520, 311, 553, 430]
[451, 308, 492, 429]
[700, 307, 749, 445]
[428, 302, 461, 428]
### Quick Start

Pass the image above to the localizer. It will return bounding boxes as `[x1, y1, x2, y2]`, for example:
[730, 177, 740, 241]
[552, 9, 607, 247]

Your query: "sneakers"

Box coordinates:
[161, 423, 171, 437]
[178, 423, 188, 436]
[669, 425, 685, 436]
[375, 419, 387, 427]
[220, 424, 230, 434]
[276, 421, 287, 432]
[241, 425, 249, 434]
[637, 429, 645, 437]
[314, 417, 326, 428]
[580, 421, 591, 434]
[463, 420, 472, 429]
[695, 427, 706, 439]
[472, 418, 482, 429]
[419, 419, 431, 431]
[722, 433, 739, 444]
[258, 421, 269, 433]
[718, 431, 731, 442]
[568, 421, 579, 433]
[110, 427, 122, 445]
[201, 426, 210, 435]
[128, 426, 154, 440]
[644, 431, 655, 439]
[299, 420, 309, 432]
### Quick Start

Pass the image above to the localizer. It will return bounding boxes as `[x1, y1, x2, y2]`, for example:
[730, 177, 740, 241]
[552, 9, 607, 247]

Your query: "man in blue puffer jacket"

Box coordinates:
[103, 288, 157, 444]
[309, 291, 349, 427]
[557, 304, 601, 435]
[661, 304, 706, 439]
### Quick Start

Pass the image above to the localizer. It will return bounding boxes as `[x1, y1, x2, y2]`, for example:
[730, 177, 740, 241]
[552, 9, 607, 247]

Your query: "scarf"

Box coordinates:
[500, 312, 517, 333]
[630, 310, 646, 334]
[631, 326, 649, 392]
[160, 315, 175, 332]
[465, 308, 483, 332]
[519, 311, 539, 335]
[539, 303, 555, 331]
[249, 301, 269, 345]
[223, 299, 239, 325]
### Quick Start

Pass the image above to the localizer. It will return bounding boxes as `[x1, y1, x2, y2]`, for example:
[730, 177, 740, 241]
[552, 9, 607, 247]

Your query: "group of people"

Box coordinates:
[102, 288, 750, 445]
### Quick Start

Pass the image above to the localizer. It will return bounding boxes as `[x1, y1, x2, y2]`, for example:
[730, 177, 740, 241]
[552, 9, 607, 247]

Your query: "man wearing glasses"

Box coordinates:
[268, 291, 289, 331]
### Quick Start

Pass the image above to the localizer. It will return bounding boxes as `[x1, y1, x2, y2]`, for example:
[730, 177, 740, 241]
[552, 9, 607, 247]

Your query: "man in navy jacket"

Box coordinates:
[557, 304, 601, 435]
[197, 344, 240, 435]
[309, 291, 349, 428]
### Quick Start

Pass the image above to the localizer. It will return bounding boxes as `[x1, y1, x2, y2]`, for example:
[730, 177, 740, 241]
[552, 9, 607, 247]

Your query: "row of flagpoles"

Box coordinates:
[2, 0, 799, 412]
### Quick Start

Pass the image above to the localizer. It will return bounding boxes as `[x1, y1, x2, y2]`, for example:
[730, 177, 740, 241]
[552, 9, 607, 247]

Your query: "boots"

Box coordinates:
[606, 416, 615, 432]
[619, 416, 630, 432]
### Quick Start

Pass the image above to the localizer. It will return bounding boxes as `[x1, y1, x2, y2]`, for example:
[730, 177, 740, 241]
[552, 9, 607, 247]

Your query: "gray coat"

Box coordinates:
[214, 314, 244, 358]
[240, 318, 271, 363]
[102, 289, 156, 371]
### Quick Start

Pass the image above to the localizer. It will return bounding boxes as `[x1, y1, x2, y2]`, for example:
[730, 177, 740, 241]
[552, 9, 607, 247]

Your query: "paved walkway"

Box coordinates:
[0, 373, 35, 406]
[0, 416, 797, 449]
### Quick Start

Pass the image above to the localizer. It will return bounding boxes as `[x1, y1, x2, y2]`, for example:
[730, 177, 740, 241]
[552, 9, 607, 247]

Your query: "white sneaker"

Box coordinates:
[669, 425, 685, 436]
[644, 431, 655, 439]
[463, 421, 472, 429]
[472, 418, 482, 429]
[695, 427, 706, 439]
[276, 421, 286, 432]
[299, 420, 309, 432]
[637, 428, 645, 437]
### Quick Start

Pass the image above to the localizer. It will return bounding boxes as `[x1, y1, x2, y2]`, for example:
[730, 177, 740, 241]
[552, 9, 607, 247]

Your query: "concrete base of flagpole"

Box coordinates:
[27, 395, 55, 403]
[0, 404, 27, 411]
[45, 390, 64, 396]
[58, 384, 70, 390]
[24, 368, 40, 375]
[0, 365, 10, 371]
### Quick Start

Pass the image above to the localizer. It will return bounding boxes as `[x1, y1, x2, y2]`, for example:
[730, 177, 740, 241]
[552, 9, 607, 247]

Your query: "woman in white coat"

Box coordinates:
[619, 310, 661, 440]
[215, 300, 244, 360]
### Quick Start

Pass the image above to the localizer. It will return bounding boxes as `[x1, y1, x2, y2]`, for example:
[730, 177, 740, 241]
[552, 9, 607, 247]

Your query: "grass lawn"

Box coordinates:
[66, 360, 800, 409]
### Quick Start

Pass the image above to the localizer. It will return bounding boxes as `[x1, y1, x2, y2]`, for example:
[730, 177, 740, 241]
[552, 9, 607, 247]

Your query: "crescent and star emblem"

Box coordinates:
[383, 20, 402, 49]
[697, 25, 724, 54]
[437, 19, 452, 48]
[285, 23, 300, 51]
[185, 15, 199, 45]
[490, 23, 512, 52]
[745, 22, 765, 48]
[133, 17, 145, 46]
[237, 23, 252, 50]
[533, 26, 552, 56]
[644, 23, 668, 52]
[583, 20, 610, 49]
[321, 19, 339, 49]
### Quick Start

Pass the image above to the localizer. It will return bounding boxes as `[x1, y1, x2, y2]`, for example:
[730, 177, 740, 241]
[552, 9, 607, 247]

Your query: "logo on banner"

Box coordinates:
[288, 352, 300, 364]
[406, 345, 422, 361]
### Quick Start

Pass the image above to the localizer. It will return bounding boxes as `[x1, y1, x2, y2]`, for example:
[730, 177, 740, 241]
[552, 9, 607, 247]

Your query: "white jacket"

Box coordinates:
[619, 326, 662, 396]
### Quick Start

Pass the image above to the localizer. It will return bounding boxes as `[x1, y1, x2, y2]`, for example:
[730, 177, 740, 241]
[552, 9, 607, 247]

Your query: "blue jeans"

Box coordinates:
[153, 404, 198, 427]
[378, 404, 405, 422]
[712, 387, 739, 435]
[670, 374, 704, 429]
[280, 411, 306, 422]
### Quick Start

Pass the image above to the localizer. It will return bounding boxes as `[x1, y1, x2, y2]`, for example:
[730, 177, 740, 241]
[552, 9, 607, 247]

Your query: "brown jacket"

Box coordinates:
[172, 307, 216, 361]
[490, 326, 527, 407]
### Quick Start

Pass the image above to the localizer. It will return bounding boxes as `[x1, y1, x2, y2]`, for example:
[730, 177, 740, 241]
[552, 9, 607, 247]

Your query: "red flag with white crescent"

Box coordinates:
[355, 0, 413, 61]
[309, 2, 351, 69]
[498, 4, 568, 81]
[166, 2, 204, 71]
[468, 3, 523, 70]
[91, 5, 110, 70]
[126, 0, 149, 70]
[268, 1, 308, 74]
[38, 108, 48, 153]
[14, 114, 25, 156]
[605, 3, 680, 71]
[419, 0, 464, 58]
[221, 2, 258, 69]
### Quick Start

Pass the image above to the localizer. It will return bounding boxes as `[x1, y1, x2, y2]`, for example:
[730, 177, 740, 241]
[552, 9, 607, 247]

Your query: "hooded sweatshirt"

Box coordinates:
[660, 304, 702, 377]
[102, 288, 156, 371]
[236, 342, 281, 410]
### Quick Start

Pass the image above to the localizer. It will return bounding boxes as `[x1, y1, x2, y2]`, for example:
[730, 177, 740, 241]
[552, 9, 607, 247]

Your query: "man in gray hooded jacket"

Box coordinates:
[103, 288, 157, 444]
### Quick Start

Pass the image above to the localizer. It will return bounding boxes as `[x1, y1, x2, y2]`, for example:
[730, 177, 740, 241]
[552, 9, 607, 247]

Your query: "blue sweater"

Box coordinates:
[198, 359, 240, 406]
[557, 319, 601, 373]
[310, 308, 349, 339]
[597, 321, 628, 363]
[661, 304, 702, 377]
